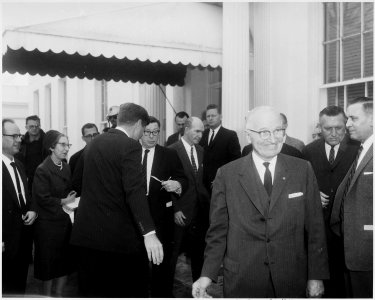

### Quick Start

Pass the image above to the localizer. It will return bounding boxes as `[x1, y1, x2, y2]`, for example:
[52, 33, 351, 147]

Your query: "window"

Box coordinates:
[33, 90, 39, 116]
[59, 79, 68, 135]
[324, 2, 373, 107]
[44, 84, 52, 130]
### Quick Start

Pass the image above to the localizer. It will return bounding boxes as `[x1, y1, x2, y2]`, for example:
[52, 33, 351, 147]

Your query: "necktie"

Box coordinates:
[191, 146, 198, 175]
[329, 145, 335, 164]
[340, 145, 363, 223]
[209, 129, 215, 146]
[142, 149, 150, 192]
[10, 162, 27, 214]
[263, 162, 272, 197]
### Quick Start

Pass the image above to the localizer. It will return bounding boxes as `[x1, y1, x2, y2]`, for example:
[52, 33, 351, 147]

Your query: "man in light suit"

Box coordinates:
[330, 97, 373, 298]
[200, 104, 241, 194]
[70, 103, 163, 297]
[193, 106, 329, 298]
[140, 116, 188, 297]
[2, 118, 37, 296]
[169, 117, 210, 283]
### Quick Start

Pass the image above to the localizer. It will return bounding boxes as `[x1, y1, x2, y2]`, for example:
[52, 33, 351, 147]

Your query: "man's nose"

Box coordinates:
[346, 119, 352, 128]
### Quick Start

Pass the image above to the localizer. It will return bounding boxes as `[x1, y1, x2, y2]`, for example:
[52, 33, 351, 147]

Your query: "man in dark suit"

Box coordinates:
[331, 97, 373, 298]
[280, 113, 306, 152]
[2, 118, 38, 296]
[242, 142, 304, 159]
[193, 106, 329, 298]
[70, 103, 163, 298]
[140, 116, 188, 297]
[169, 117, 210, 283]
[199, 104, 241, 193]
[303, 106, 360, 297]
[165, 111, 189, 146]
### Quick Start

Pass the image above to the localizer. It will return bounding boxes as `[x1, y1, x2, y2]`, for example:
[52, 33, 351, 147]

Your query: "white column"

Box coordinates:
[222, 2, 250, 148]
[253, 3, 271, 107]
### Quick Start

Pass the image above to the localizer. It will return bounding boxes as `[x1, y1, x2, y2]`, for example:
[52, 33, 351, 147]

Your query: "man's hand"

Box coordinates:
[161, 180, 181, 193]
[174, 211, 186, 226]
[319, 191, 330, 209]
[306, 279, 324, 298]
[192, 277, 212, 298]
[22, 211, 37, 225]
[144, 233, 164, 265]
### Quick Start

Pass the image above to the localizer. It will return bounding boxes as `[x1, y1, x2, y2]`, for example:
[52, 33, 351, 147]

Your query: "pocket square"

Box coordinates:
[288, 192, 303, 199]
[364, 172, 373, 175]
[364, 225, 373, 231]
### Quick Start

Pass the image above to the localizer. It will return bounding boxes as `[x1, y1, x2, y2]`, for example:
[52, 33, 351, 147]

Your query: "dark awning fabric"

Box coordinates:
[3, 47, 187, 86]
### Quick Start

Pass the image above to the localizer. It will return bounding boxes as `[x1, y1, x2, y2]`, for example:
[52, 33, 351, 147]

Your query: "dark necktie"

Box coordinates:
[263, 162, 272, 197]
[142, 149, 150, 191]
[209, 129, 215, 146]
[329, 145, 335, 164]
[10, 162, 27, 214]
[340, 145, 363, 223]
[191, 146, 198, 175]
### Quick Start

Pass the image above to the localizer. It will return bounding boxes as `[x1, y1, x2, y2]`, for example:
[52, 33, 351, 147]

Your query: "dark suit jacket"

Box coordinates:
[242, 143, 304, 159]
[302, 136, 360, 221]
[165, 132, 180, 147]
[68, 147, 84, 175]
[2, 159, 34, 261]
[201, 154, 329, 298]
[199, 126, 241, 191]
[169, 140, 209, 226]
[147, 144, 187, 241]
[70, 129, 156, 254]
[331, 144, 373, 271]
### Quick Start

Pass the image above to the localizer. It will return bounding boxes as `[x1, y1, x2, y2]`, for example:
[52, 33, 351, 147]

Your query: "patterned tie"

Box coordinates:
[142, 149, 150, 192]
[329, 145, 335, 164]
[263, 162, 272, 197]
[191, 146, 198, 175]
[10, 162, 27, 214]
[209, 129, 215, 146]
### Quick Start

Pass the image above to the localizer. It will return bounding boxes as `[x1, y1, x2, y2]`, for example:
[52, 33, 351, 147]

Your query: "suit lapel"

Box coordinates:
[209, 126, 223, 148]
[238, 155, 268, 216]
[2, 161, 22, 210]
[331, 137, 348, 169]
[176, 141, 196, 179]
[150, 145, 161, 191]
[348, 144, 373, 193]
[269, 155, 288, 212]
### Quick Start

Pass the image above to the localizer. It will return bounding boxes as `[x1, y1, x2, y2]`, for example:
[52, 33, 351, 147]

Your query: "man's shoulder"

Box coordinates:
[70, 148, 84, 160]
[304, 138, 323, 152]
[219, 126, 237, 137]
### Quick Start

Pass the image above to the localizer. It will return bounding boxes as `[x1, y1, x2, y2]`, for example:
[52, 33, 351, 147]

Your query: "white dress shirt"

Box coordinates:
[357, 134, 373, 169]
[181, 137, 199, 170]
[252, 151, 277, 184]
[142, 146, 155, 195]
[324, 143, 340, 161]
[208, 125, 221, 145]
[2, 154, 26, 206]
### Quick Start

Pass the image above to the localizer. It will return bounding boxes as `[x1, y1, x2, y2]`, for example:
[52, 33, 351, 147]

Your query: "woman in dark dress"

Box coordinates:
[32, 130, 76, 296]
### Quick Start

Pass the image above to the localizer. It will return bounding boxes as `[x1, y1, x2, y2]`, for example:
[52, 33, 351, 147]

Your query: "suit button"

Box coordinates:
[264, 261, 269, 266]
[260, 217, 266, 222]
[266, 238, 271, 243]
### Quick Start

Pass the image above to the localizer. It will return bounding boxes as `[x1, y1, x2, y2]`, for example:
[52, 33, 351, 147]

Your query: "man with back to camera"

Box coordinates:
[70, 103, 163, 298]
[193, 106, 329, 298]
[15, 115, 48, 192]
[330, 97, 373, 298]
[139, 116, 187, 297]
[2, 118, 38, 296]
[302, 106, 360, 297]
[165, 111, 189, 146]
[199, 104, 241, 194]
[169, 117, 210, 285]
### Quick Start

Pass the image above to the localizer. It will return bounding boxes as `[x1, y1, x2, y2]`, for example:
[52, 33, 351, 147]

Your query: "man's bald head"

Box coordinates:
[183, 117, 204, 146]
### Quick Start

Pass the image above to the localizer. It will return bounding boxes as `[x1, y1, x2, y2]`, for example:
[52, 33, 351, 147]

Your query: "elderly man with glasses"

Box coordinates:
[15, 115, 48, 192]
[193, 106, 329, 298]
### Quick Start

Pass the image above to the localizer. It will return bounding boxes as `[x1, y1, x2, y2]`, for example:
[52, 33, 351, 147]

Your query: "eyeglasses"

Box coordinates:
[27, 125, 40, 129]
[3, 134, 23, 140]
[144, 130, 160, 137]
[247, 128, 285, 140]
[57, 143, 72, 149]
[83, 133, 100, 139]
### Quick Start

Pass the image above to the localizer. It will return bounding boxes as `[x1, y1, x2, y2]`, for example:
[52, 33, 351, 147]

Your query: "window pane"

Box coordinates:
[325, 2, 339, 41]
[364, 2, 374, 31]
[327, 87, 337, 106]
[325, 42, 339, 83]
[347, 83, 365, 103]
[343, 3, 361, 37]
[338, 86, 345, 108]
[343, 36, 361, 80]
[364, 32, 373, 77]
[368, 81, 373, 98]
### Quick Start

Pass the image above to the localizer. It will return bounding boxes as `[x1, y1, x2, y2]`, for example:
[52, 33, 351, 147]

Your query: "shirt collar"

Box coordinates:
[211, 125, 221, 133]
[361, 134, 374, 153]
[252, 150, 278, 168]
[115, 126, 130, 137]
[2, 154, 14, 165]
